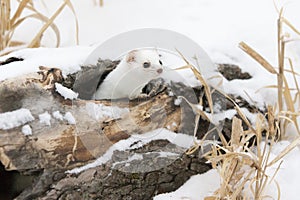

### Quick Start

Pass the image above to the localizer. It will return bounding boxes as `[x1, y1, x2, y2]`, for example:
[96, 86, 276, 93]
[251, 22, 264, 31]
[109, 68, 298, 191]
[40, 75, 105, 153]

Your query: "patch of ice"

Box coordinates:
[0, 108, 34, 130]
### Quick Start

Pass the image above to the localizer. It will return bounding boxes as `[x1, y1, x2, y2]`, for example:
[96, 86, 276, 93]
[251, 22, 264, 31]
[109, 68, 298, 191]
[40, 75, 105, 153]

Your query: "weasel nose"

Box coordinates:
[157, 68, 163, 74]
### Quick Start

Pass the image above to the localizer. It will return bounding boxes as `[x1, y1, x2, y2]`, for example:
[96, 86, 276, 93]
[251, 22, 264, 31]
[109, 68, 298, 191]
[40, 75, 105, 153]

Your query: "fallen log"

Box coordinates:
[0, 62, 261, 199]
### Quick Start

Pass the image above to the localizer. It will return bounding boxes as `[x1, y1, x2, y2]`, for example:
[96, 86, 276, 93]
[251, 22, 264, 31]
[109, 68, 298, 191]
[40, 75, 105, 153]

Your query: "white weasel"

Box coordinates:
[93, 49, 164, 100]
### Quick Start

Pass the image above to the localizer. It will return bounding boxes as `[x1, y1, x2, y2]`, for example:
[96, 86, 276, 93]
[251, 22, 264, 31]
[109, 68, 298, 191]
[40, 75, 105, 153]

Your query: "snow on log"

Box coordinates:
[0, 62, 260, 199]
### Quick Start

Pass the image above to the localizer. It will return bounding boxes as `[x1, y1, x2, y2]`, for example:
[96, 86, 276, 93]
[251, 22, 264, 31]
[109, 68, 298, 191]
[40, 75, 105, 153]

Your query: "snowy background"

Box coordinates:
[10, 0, 300, 64]
[4, 0, 300, 104]
[1, 0, 300, 199]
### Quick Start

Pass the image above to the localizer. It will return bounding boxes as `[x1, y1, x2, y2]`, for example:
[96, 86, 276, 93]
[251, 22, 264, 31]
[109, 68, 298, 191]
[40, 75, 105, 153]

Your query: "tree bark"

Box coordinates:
[0, 63, 260, 199]
[0, 73, 212, 199]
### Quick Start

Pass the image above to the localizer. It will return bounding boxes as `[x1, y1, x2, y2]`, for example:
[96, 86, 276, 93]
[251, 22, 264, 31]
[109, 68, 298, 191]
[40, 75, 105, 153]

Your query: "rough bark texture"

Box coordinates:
[0, 73, 208, 200]
[218, 63, 252, 81]
[20, 141, 211, 200]
[0, 60, 259, 200]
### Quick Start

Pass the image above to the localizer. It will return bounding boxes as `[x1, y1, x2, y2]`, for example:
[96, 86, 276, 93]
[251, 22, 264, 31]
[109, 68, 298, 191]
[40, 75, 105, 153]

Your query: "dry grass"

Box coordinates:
[181, 6, 300, 199]
[203, 112, 276, 200]
[94, 0, 104, 6]
[239, 8, 300, 138]
[0, 0, 79, 55]
[178, 58, 285, 199]
[174, 49, 216, 151]
[202, 109, 300, 200]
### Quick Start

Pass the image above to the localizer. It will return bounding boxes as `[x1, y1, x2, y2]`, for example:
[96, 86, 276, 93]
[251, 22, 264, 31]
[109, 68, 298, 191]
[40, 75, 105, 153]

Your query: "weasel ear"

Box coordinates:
[126, 50, 137, 63]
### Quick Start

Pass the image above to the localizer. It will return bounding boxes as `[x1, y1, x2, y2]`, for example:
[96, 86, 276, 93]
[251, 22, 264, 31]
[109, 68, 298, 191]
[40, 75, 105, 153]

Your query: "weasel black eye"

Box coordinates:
[143, 62, 150, 68]
[159, 60, 163, 65]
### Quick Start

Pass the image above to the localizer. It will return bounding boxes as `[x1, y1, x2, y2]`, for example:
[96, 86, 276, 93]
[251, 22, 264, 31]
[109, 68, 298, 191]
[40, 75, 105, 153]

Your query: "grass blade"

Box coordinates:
[268, 136, 300, 167]
[28, 1, 67, 48]
[239, 41, 278, 75]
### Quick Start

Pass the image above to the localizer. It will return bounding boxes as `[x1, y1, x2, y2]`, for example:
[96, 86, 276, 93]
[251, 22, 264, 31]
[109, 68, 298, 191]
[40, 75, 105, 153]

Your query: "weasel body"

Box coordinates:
[93, 50, 163, 100]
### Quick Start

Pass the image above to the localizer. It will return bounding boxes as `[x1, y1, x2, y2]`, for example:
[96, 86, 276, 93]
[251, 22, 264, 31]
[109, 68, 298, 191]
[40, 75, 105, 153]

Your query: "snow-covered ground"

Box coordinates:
[154, 140, 300, 200]
[1, 0, 300, 199]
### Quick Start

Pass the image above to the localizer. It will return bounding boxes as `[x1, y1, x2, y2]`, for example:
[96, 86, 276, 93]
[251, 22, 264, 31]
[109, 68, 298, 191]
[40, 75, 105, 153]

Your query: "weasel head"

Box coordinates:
[124, 49, 163, 79]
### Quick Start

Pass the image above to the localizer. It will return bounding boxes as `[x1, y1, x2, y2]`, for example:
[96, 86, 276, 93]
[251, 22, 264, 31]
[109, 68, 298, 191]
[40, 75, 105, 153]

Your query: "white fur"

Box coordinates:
[93, 50, 163, 99]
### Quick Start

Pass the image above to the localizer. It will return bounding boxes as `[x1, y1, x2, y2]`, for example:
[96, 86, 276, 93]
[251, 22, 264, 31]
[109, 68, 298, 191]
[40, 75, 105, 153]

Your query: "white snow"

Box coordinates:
[166, 122, 178, 130]
[39, 111, 52, 126]
[0, 108, 34, 130]
[154, 169, 220, 200]
[174, 98, 182, 106]
[0, 46, 92, 81]
[1, 0, 300, 198]
[52, 111, 64, 121]
[263, 141, 300, 199]
[112, 153, 144, 168]
[112, 152, 179, 169]
[211, 109, 237, 124]
[1, 0, 299, 106]
[239, 108, 259, 125]
[158, 152, 179, 158]
[22, 125, 32, 135]
[63, 112, 76, 125]
[55, 83, 79, 100]
[168, 91, 174, 97]
[53, 110, 76, 124]
[85, 102, 129, 121]
[154, 140, 300, 199]
[67, 128, 194, 174]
